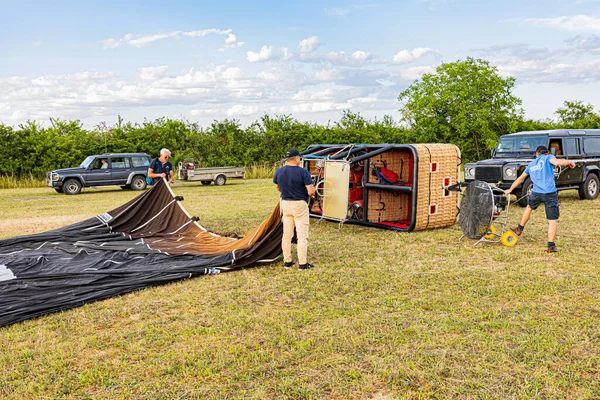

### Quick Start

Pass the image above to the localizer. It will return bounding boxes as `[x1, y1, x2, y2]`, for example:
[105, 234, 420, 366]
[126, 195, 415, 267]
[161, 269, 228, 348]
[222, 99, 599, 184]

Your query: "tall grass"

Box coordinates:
[245, 163, 277, 179]
[0, 173, 46, 189]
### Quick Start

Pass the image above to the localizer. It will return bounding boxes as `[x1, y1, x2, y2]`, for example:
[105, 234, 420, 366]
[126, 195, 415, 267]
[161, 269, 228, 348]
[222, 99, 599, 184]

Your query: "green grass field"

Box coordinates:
[1, 180, 599, 399]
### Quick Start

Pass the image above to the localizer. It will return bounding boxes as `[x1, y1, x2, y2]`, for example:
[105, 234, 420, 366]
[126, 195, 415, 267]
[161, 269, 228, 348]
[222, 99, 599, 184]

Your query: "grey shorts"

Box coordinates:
[529, 191, 560, 220]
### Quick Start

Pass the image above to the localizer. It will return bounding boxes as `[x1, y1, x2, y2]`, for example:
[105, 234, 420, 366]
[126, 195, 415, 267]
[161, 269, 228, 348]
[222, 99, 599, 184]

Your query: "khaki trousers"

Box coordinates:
[281, 200, 310, 265]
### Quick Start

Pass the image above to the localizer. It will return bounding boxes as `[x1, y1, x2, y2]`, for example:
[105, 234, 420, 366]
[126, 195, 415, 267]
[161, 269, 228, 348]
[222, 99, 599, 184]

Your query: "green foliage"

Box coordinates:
[555, 100, 600, 129]
[0, 112, 409, 179]
[399, 58, 524, 162]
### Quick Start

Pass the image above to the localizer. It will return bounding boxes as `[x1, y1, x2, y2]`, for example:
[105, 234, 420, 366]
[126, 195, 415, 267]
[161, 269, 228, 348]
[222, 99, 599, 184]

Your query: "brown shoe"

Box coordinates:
[545, 245, 560, 253]
[510, 226, 523, 236]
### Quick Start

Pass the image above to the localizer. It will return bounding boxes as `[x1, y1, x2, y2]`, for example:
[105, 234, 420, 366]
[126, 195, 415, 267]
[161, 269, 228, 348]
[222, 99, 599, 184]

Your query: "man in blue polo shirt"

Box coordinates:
[505, 145, 575, 253]
[148, 148, 174, 186]
[273, 149, 316, 270]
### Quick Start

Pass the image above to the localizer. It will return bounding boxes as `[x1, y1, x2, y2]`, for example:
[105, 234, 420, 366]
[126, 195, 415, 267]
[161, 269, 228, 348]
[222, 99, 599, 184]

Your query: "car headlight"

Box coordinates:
[503, 167, 517, 179]
[53, 174, 59, 181]
[465, 166, 475, 178]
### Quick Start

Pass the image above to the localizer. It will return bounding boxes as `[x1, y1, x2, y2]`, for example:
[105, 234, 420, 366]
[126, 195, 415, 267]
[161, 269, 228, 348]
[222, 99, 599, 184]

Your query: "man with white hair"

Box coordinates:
[148, 148, 174, 186]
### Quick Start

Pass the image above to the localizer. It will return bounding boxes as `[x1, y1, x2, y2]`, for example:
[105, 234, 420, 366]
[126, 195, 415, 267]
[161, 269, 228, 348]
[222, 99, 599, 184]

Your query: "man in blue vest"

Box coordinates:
[505, 145, 575, 253]
[273, 149, 316, 270]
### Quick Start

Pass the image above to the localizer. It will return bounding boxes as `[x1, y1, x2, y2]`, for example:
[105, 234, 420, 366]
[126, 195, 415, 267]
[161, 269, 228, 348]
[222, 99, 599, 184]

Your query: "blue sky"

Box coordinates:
[2, 0, 600, 128]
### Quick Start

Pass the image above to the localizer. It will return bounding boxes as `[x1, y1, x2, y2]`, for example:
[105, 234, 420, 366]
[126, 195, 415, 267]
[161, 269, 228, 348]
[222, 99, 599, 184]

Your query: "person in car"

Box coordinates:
[100, 159, 108, 169]
[148, 148, 174, 185]
[505, 145, 575, 253]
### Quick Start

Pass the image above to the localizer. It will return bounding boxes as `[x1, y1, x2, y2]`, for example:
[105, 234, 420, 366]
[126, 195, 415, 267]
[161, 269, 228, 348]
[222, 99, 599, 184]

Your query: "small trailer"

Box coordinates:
[178, 160, 245, 186]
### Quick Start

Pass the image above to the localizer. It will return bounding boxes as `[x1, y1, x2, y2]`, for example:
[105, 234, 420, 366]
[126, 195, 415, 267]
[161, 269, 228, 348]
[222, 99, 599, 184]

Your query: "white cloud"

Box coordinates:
[290, 101, 352, 113]
[292, 89, 335, 101]
[221, 33, 245, 49]
[139, 66, 169, 80]
[190, 108, 219, 117]
[183, 28, 232, 37]
[281, 47, 294, 60]
[246, 45, 273, 62]
[227, 104, 259, 117]
[400, 65, 435, 80]
[352, 50, 370, 60]
[324, 4, 379, 17]
[298, 36, 320, 53]
[315, 68, 339, 81]
[566, 34, 600, 53]
[393, 47, 434, 64]
[101, 28, 242, 49]
[294, 50, 380, 66]
[518, 15, 600, 33]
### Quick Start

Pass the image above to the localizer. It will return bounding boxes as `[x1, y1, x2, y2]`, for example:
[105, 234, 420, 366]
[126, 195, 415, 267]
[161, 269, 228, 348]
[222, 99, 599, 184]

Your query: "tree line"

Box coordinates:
[1, 58, 599, 179]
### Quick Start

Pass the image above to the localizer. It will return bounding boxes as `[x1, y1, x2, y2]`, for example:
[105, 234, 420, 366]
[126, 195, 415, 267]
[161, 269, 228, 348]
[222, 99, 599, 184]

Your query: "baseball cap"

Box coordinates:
[285, 148, 300, 158]
[535, 145, 548, 154]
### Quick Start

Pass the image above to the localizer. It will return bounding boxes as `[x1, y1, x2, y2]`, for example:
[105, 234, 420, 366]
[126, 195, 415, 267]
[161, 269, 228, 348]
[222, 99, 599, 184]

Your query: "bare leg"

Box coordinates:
[548, 220, 558, 243]
[520, 206, 533, 227]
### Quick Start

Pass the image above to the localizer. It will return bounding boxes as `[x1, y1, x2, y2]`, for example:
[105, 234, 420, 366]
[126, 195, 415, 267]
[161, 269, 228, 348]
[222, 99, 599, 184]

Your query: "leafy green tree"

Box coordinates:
[398, 58, 523, 161]
[555, 100, 600, 129]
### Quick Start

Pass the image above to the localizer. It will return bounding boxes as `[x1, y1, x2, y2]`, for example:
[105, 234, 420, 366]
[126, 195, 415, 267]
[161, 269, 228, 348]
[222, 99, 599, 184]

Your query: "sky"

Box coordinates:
[2, 0, 600, 129]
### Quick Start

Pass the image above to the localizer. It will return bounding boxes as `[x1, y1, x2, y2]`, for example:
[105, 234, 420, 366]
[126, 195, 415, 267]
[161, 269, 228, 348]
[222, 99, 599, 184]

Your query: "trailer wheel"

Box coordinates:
[214, 175, 226, 186]
[201, 180, 212, 186]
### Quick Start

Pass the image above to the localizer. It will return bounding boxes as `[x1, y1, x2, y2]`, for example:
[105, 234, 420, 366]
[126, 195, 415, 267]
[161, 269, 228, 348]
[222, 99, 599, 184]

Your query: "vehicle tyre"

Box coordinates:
[201, 180, 212, 186]
[501, 231, 518, 247]
[517, 177, 533, 207]
[131, 175, 147, 190]
[214, 175, 226, 186]
[578, 173, 599, 200]
[63, 179, 82, 195]
[54, 188, 63, 193]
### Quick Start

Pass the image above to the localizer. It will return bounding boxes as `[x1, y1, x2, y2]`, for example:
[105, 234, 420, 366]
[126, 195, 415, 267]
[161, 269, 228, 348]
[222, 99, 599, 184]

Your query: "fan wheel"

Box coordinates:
[501, 231, 518, 247]
[483, 225, 496, 240]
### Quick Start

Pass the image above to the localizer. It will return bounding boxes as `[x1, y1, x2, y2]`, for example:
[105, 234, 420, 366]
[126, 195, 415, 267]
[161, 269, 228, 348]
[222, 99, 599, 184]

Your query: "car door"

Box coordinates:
[563, 137, 585, 184]
[108, 156, 131, 185]
[86, 157, 111, 186]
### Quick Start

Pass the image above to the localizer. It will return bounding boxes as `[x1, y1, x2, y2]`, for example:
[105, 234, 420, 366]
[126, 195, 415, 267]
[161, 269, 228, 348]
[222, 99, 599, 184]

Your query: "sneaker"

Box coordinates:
[298, 263, 314, 270]
[545, 245, 560, 253]
[283, 261, 294, 269]
[510, 226, 523, 236]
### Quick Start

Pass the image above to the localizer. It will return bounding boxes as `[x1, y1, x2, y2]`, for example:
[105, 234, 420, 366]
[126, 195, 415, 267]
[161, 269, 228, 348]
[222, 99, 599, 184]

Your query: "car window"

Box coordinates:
[496, 135, 546, 153]
[79, 156, 95, 168]
[132, 156, 151, 167]
[564, 138, 579, 156]
[583, 138, 600, 155]
[91, 158, 109, 169]
[110, 157, 130, 169]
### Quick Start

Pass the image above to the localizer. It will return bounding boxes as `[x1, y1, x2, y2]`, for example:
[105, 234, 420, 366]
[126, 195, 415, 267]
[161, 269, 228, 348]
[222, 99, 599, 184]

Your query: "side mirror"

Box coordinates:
[490, 149, 496, 157]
